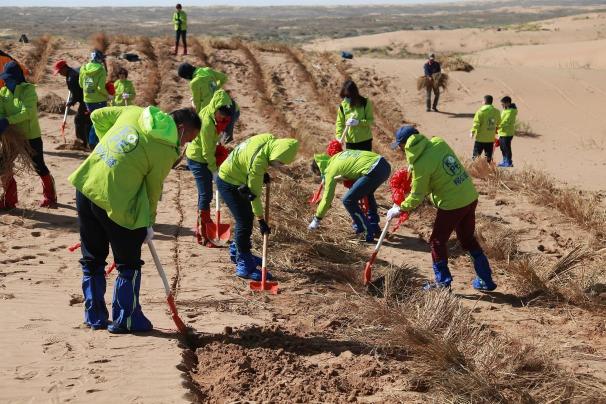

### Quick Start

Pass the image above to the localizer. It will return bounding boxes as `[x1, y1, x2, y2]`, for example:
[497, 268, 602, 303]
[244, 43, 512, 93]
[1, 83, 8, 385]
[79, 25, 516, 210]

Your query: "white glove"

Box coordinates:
[122, 93, 129, 99]
[386, 204, 402, 221]
[308, 216, 321, 230]
[346, 117, 359, 127]
[469, 131, 475, 138]
[145, 226, 154, 243]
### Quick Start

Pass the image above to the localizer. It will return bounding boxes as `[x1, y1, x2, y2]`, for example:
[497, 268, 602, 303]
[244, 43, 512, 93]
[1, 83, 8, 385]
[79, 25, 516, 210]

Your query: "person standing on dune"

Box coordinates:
[470, 95, 501, 163]
[173, 3, 188, 56]
[423, 53, 441, 112]
[497, 96, 517, 167]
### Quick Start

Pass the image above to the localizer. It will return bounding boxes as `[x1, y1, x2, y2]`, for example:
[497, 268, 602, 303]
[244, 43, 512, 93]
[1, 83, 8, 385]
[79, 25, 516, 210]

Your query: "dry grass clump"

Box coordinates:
[382, 265, 419, 302]
[0, 126, 35, 179]
[208, 38, 237, 50]
[476, 221, 520, 262]
[515, 121, 540, 138]
[190, 38, 209, 65]
[38, 92, 66, 114]
[135, 36, 157, 62]
[416, 73, 449, 91]
[439, 55, 474, 72]
[22, 35, 58, 83]
[136, 37, 160, 106]
[90, 32, 109, 53]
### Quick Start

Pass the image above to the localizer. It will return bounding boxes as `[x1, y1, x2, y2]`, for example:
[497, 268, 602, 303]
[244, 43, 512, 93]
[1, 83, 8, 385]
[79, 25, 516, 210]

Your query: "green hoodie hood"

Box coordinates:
[201, 89, 232, 118]
[138, 106, 178, 147]
[404, 133, 430, 165]
[81, 61, 105, 77]
[268, 138, 299, 164]
[314, 153, 331, 177]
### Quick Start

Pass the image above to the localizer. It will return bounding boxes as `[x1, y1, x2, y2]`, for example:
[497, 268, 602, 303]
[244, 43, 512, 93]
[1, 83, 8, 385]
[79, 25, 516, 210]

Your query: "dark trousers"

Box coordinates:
[76, 191, 147, 274]
[28, 138, 50, 177]
[342, 158, 391, 229]
[346, 138, 372, 151]
[426, 86, 440, 110]
[175, 30, 187, 48]
[86, 101, 107, 148]
[74, 102, 91, 146]
[216, 177, 254, 254]
[430, 200, 482, 263]
[499, 136, 513, 162]
[187, 158, 213, 211]
[472, 141, 494, 162]
[220, 102, 240, 144]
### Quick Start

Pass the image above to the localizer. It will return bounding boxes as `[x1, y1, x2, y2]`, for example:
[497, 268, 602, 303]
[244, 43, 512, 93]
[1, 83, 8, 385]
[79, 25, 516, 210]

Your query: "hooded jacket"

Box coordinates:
[112, 79, 136, 106]
[314, 149, 382, 219]
[186, 90, 232, 172]
[498, 104, 518, 138]
[335, 98, 374, 144]
[400, 134, 478, 212]
[68, 106, 180, 230]
[190, 67, 228, 113]
[0, 51, 29, 88]
[79, 61, 108, 104]
[219, 133, 299, 217]
[472, 104, 501, 143]
[0, 82, 41, 140]
[172, 10, 187, 31]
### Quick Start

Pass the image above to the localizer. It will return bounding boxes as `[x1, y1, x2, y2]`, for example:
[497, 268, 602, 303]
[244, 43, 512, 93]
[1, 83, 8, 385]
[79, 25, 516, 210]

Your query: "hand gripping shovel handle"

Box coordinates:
[338, 125, 350, 149]
[147, 239, 188, 334]
[363, 218, 392, 285]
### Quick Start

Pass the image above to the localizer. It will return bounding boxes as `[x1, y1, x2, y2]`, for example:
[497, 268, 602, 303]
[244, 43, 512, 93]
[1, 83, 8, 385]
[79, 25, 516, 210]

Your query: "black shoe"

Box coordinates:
[432, 107, 439, 112]
[426, 108, 431, 112]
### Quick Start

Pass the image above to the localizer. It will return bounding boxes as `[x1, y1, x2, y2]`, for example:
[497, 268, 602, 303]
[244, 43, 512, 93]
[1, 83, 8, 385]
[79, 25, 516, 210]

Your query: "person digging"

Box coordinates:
[68, 105, 201, 332]
[0, 61, 57, 209]
[186, 89, 238, 247]
[471, 95, 501, 163]
[217, 133, 299, 281]
[386, 125, 497, 291]
[423, 53, 441, 112]
[308, 149, 390, 242]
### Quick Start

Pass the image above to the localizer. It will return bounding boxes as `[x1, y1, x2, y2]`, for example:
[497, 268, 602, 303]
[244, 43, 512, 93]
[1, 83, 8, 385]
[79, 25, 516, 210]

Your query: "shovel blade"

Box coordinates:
[249, 280, 279, 294]
[205, 222, 231, 242]
[363, 261, 372, 285]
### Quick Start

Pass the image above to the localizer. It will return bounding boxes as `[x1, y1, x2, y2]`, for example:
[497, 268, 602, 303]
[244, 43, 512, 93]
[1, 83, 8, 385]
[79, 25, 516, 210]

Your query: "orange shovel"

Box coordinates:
[249, 182, 278, 294]
[308, 181, 323, 205]
[363, 214, 408, 285]
[205, 190, 231, 245]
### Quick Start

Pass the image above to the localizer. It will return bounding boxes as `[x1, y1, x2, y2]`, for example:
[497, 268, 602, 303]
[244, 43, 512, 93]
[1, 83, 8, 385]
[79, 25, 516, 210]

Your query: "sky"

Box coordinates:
[5, 0, 452, 7]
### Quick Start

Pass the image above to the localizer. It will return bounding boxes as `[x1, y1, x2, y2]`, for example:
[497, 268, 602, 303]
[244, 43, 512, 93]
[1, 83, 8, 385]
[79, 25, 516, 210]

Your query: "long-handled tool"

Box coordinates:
[60, 91, 71, 144]
[363, 215, 408, 285]
[147, 239, 188, 334]
[338, 124, 350, 149]
[249, 182, 279, 294]
[206, 190, 231, 245]
[308, 180, 323, 205]
[68, 242, 116, 276]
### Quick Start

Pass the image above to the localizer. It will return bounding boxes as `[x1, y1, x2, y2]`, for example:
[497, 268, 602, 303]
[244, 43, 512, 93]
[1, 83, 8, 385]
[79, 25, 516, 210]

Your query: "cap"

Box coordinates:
[428, 53, 435, 59]
[0, 60, 23, 81]
[53, 60, 67, 74]
[91, 50, 105, 62]
[390, 125, 419, 150]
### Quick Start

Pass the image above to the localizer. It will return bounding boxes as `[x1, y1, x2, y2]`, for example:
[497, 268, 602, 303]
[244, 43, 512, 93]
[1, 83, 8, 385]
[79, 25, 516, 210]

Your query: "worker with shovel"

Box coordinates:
[68, 105, 201, 332]
[112, 68, 136, 106]
[53, 60, 92, 149]
[0, 61, 57, 209]
[186, 89, 236, 247]
[217, 134, 299, 280]
[470, 95, 501, 163]
[79, 50, 109, 148]
[335, 79, 374, 151]
[386, 126, 497, 291]
[308, 149, 391, 243]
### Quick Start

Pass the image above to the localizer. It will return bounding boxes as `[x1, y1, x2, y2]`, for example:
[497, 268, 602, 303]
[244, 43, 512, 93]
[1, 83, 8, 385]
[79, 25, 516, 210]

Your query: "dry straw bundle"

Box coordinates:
[0, 126, 34, 180]
[416, 72, 449, 91]
[38, 92, 66, 114]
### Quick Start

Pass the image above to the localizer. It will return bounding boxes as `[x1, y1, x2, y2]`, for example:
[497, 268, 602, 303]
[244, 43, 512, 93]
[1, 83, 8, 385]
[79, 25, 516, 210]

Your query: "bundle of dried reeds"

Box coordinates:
[416, 72, 449, 91]
[0, 126, 34, 180]
[38, 92, 65, 114]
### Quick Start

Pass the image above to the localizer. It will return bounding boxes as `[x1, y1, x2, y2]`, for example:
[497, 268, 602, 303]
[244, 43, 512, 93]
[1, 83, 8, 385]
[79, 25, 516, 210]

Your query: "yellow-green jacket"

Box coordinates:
[190, 67, 228, 113]
[68, 106, 180, 230]
[472, 104, 501, 143]
[0, 83, 41, 140]
[400, 133, 478, 212]
[335, 98, 374, 144]
[172, 10, 187, 31]
[186, 90, 233, 172]
[498, 105, 518, 138]
[79, 61, 108, 104]
[315, 149, 382, 218]
[112, 79, 136, 106]
[219, 133, 299, 217]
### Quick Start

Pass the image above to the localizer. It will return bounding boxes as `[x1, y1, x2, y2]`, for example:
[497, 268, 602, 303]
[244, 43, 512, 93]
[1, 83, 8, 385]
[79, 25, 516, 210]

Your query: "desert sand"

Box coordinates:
[1, 10, 605, 404]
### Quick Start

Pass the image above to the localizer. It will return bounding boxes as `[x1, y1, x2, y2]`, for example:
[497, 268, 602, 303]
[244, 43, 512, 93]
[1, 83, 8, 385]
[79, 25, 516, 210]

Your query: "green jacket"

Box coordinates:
[68, 106, 180, 230]
[315, 150, 382, 219]
[112, 79, 136, 106]
[190, 67, 228, 113]
[186, 90, 233, 172]
[219, 133, 299, 217]
[0, 83, 41, 140]
[172, 10, 187, 31]
[498, 105, 518, 138]
[79, 61, 108, 104]
[335, 98, 374, 144]
[400, 134, 478, 212]
[472, 104, 501, 143]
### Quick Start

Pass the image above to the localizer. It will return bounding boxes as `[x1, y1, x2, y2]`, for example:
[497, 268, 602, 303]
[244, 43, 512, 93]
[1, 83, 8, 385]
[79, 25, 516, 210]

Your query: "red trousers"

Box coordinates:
[430, 199, 481, 263]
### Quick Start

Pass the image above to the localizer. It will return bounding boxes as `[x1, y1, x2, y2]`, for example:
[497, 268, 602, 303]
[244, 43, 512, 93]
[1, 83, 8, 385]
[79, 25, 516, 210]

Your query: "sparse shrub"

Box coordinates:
[515, 121, 540, 137]
[38, 92, 66, 114]
[90, 32, 109, 53]
[476, 221, 520, 262]
[1, 126, 35, 179]
[439, 55, 474, 72]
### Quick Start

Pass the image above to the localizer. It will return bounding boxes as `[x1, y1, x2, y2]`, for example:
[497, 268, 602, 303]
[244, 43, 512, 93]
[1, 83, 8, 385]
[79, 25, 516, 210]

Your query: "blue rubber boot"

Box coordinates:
[470, 250, 497, 291]
[82, 266, 109, 329]
[230, 242, 262, 267]
[108, 268, 153, 334]
[423, 261, 453, 290]
[235, 252, 271, 281]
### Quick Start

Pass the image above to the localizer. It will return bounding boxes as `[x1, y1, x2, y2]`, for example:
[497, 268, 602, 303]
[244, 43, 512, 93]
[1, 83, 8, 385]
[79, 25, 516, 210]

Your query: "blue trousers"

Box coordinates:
[216, 176, 254, 254]
[86, 101, 107, 148]
[187, 159, 213, 210]
[499, 136, 513, 163]
[342, 158, 391, 232]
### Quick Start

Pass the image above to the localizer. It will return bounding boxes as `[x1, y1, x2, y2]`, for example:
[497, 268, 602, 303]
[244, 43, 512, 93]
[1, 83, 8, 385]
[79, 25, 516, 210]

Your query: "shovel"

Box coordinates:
[249, 182, 279, 294]
[59, 91, 71, 143]
[147, 239, 188, 334]
[205, 190, 231, 245]
[363, 214, 408, 285]
[308, 181, 323, 205]
[338, 125, 350, 149]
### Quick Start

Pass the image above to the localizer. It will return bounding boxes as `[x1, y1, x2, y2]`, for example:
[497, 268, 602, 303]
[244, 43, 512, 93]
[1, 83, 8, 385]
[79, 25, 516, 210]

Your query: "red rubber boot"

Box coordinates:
[0, 176, 18, 210]
[39, 174, 57, 208]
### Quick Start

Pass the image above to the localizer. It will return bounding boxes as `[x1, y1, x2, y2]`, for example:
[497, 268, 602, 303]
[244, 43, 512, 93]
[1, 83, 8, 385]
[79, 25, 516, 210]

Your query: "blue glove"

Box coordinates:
[258, 219, 271, 235]
[0, 118, 9, 136]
